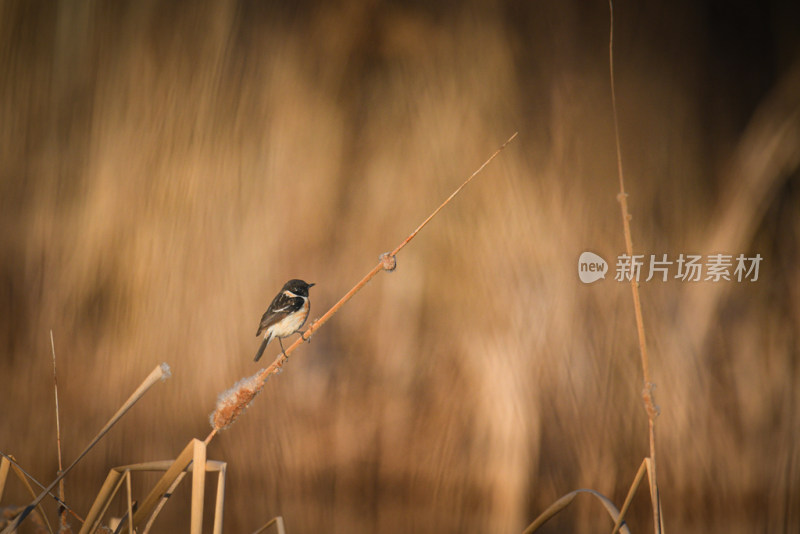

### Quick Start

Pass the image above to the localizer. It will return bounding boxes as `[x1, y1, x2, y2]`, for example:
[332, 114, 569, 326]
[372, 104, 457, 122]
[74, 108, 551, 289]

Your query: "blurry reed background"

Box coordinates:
[1, 1, 799, 532]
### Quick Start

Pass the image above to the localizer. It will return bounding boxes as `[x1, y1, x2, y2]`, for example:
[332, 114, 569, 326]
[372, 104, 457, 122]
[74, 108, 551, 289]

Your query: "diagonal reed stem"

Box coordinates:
[206, 132, 518, 441]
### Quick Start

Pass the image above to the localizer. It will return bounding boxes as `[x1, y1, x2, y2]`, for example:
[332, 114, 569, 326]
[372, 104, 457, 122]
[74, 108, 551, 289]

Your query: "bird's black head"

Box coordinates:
[284, 279, 314, 297]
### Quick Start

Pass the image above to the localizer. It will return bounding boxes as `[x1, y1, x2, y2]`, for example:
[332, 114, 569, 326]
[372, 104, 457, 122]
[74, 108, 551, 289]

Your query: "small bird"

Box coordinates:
[254, 279, 314, 362]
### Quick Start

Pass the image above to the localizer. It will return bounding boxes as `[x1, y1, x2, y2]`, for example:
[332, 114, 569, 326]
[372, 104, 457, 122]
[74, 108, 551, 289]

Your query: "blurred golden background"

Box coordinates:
[1, 1, 799, 532]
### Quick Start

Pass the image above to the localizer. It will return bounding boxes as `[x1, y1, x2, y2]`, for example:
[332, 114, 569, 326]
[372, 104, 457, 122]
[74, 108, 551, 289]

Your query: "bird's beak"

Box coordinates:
[308, 283, 315, 288]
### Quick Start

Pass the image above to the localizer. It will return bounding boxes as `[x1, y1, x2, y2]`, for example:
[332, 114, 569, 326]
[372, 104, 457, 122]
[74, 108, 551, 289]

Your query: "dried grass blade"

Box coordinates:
[522, 489, 631, 534]
[252, 516, 286, 534]
[0, 456, 9, 501]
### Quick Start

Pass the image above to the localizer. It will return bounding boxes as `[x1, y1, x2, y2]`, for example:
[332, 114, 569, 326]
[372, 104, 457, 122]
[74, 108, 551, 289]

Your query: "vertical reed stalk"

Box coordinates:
[608, 2, 662, 532]
[49, 331, 67, 531]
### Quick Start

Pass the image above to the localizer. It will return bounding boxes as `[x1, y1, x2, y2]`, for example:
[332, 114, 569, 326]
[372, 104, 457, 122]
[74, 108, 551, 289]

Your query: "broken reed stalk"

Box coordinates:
[0, 456, 55, 533]
[610, 458, 656, 534]
[0, 453, 81, 523]
[2, 363, 172, 534]
[608, 2, 662, 532]
[49, 331, 67, 531]
[206, 132, 519, 441]
[252, 516, 286, 534]
[142, 471, 187, 534]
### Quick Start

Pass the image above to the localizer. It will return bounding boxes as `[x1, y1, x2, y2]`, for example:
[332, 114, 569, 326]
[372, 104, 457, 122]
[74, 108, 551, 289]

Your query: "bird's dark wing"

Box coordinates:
[256, 291, 304, 336]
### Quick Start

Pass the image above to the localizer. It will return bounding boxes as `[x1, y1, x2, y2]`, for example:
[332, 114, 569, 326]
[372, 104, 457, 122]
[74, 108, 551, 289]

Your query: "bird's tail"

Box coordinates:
[254, 335, 271, 362]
